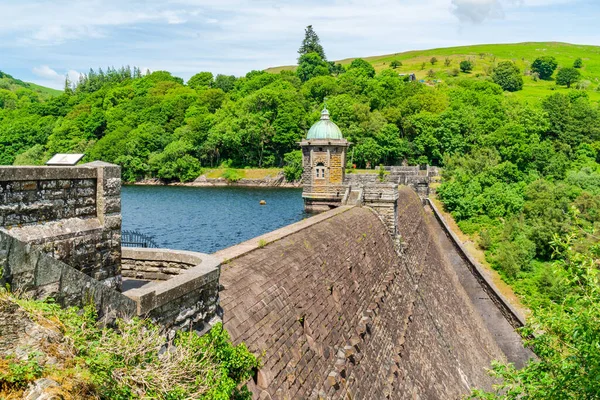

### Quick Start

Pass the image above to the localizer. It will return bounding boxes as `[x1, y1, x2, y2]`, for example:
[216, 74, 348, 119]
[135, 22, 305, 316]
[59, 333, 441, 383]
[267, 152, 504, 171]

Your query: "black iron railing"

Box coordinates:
[122, 230, 159, 248]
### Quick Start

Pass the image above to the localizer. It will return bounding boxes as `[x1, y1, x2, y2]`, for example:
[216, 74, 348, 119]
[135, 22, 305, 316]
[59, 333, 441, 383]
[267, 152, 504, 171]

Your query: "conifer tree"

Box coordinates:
[298, 25, 326, 61]
[64, 74, 72, 94]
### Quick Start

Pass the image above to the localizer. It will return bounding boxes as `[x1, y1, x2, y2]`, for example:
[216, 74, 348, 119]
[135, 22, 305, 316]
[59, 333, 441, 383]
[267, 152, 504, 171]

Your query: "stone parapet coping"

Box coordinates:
[0, 161, 120, 183]
[0, 165, 97, 181]
[124, 248, 220, 315]
[212, 205, 354, 263]
[122, 247, 205, 266]
[427, 198, 527, 328]
[3, 218, 103, 243]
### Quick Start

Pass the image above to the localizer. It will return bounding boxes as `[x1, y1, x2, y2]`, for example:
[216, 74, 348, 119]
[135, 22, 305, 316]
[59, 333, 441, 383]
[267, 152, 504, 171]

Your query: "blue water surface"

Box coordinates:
[121, 185, 307, 253]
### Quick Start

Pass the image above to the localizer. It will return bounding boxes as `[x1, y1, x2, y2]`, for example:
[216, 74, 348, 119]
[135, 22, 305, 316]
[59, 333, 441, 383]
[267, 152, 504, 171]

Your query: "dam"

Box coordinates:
[215, 187, 533, 399]
[0, 162, 533, 399]
[0, 112, 533, 399]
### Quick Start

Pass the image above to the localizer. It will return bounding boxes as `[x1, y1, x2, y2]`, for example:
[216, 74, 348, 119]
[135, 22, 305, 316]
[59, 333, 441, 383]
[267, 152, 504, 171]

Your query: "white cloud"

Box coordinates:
[32, 65, 82, 89]
[451, 0, 505, 24]
[0, 0, 596, 87]
[32, 65, 62, 80]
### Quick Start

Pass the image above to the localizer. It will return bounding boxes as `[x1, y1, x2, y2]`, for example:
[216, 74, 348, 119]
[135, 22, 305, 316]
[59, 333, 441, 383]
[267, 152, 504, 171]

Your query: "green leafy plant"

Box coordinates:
[222, 168, 243, 183]
[0, 353, 44, 390]
[283, 150, 303, 182]
[377, 164, 388, 182]
[4, 295, 259, 399]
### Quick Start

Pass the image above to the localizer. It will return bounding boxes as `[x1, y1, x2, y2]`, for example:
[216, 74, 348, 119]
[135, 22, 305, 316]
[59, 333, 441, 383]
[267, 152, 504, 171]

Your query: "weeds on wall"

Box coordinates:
[0, 292, 260, 399]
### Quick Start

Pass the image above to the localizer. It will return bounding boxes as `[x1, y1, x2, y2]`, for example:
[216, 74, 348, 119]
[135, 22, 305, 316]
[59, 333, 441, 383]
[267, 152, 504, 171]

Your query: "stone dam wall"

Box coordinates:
[218, 188, 506, 399]
[0, 162, 122, 288]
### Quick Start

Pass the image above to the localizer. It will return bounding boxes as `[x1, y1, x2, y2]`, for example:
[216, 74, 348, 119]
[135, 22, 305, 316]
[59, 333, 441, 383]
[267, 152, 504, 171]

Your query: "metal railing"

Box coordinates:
[122, 230, 159, 248]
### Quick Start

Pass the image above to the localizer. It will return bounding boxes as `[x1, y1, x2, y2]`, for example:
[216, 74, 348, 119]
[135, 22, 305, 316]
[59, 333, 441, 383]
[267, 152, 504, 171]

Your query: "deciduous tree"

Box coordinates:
[492, 61, 523, 92]
[531, 56, 558, 80]
[556, 67, 581, 88]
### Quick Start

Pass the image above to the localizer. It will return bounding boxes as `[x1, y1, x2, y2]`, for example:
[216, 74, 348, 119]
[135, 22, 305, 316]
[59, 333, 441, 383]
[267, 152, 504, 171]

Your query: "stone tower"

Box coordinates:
[300, 107, 350, 212]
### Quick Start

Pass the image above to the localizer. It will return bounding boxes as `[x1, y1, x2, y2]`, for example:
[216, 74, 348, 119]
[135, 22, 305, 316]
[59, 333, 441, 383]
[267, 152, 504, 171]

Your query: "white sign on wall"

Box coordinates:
[46, 154, 85, 166]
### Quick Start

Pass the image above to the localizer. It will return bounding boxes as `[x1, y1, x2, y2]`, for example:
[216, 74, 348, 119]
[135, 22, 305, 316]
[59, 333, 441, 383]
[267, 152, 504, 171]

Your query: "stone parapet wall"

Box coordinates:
[0, 162, 122, 289]
[0, 177, 97, 226]
[0, 230, 136, 319]
[123, 248, 221, 337]
[346, 165, 438, 199]
[121, 248, 201, 280]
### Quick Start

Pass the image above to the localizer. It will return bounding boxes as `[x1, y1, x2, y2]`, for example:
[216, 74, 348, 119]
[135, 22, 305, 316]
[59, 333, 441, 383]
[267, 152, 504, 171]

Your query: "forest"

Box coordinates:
[1, 27, 600, 398]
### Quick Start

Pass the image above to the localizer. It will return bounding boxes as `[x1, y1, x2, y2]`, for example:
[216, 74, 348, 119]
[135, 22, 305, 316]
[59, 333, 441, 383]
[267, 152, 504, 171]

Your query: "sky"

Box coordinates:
[1, 0, 599, 89]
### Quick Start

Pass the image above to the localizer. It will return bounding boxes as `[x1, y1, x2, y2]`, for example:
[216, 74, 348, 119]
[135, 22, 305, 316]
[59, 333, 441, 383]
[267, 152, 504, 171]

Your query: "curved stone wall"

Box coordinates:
[220, 188, 505, 399]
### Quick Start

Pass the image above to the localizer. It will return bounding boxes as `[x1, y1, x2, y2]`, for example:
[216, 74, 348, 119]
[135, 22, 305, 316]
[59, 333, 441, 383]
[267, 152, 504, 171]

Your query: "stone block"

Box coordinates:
[35, 255, 62, 286]
[104, 178, 121, 197]
[104, 196, 121, 214]
[7, 239, 38, 276]
[22, 181, 38, 191]
[103, 215, 121, 230]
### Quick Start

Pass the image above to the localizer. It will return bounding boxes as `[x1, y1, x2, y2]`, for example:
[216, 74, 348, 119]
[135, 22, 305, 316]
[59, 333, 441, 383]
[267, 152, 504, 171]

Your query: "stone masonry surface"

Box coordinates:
[121, 248, 199, 280]
[0, 230, 136, 320]
[1, 163, 221, 339]
[0, 163, 122, 288]
[123, 248, 221, 338]
[426, 199, 535, 368]
[219, 188, 504, 399]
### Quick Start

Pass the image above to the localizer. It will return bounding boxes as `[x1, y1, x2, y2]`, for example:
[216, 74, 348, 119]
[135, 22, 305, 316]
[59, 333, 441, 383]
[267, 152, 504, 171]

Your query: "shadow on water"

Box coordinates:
[122, 185, 308, 253]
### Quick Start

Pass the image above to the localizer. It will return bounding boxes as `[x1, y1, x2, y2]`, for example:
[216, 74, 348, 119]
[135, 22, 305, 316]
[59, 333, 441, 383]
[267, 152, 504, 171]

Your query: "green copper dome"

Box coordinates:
[306, 108, 344, 140]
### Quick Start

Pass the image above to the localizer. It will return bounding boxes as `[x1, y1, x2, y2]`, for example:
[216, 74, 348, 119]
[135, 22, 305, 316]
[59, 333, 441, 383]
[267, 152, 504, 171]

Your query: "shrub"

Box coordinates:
[4, 295, 260, 399]
[223, 168, 243, 183]
[0, 354, 44, 390]
[493, 236, 536, 279]
[573, 57, 583, 68]
[460, 60, 473, 73]
[478, 229, 493, 250]
[377, 164, 388, 182]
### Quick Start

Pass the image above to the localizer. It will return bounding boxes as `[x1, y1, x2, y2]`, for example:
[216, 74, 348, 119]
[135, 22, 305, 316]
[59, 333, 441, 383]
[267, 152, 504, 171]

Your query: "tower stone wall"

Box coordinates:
[301, 140, 349, 212]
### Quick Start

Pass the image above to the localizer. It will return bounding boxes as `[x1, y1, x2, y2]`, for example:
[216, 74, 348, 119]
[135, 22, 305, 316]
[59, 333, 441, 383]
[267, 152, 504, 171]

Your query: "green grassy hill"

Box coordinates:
[0, 70, 62, 98]
[267, 42, 600, 103]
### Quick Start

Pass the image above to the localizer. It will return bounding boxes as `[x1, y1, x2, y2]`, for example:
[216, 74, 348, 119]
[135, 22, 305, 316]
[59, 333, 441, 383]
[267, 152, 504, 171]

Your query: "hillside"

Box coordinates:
[267, 42, 600, 102]
[0, 70, 62, 98]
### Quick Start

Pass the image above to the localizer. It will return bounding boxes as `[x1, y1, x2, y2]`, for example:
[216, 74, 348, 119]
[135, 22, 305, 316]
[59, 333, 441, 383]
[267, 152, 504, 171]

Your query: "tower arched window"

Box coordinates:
[315, 162, 326, 179]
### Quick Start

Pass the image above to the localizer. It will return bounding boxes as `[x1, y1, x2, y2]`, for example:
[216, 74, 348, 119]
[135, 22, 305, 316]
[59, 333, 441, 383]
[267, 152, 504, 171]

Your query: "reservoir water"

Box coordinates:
[121, 185, 307, 253]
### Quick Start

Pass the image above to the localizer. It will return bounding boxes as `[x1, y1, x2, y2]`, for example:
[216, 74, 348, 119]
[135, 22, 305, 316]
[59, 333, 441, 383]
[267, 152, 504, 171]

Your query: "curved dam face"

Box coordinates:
[219, 188, 504, 399]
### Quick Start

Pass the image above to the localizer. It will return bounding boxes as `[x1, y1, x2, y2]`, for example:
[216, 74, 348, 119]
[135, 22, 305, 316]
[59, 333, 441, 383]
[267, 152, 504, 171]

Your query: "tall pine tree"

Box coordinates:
[298, 25, 326, 61]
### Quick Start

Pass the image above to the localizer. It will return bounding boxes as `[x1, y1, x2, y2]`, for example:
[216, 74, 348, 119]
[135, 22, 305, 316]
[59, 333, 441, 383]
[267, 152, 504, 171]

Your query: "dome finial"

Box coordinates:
[321, 97, 330, 120]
